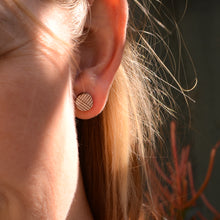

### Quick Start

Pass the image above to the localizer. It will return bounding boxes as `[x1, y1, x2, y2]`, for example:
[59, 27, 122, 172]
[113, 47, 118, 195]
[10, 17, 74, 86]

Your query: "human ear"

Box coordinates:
[73, 0, 128, 119]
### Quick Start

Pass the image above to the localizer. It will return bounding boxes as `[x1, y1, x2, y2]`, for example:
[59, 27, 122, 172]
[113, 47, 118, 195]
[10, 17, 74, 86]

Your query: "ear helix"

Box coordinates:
[75, 93, 93, 112]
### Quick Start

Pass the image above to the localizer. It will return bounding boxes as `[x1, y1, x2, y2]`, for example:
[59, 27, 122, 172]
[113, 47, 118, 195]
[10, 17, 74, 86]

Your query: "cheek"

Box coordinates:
[0, 2, 79, 218]
[0, 46, 70, 88]
[0, 32, 74, 137]
[0, 47, 78, 219]
[0, 43, 78, 218]
[0, 55, 70, 141]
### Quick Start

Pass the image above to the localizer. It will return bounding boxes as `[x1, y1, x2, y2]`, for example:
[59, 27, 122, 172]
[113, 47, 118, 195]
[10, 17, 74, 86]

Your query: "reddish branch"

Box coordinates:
[183, 141, 220, 209]
[148, 121, 220, 219]
[200, 194, 220, 218]
[170, 121, 182, 207]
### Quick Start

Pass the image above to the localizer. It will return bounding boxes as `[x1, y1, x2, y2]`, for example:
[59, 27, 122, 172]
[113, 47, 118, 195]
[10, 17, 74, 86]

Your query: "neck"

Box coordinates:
[66, 168, 93, 220]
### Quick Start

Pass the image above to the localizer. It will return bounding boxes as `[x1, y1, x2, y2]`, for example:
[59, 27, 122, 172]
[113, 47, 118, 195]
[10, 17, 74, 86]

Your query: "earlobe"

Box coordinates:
[73, 0, 128, 119]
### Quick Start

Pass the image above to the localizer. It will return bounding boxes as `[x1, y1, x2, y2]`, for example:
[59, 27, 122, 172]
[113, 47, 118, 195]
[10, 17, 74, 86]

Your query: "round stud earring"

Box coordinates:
[75, 93, 93, 112]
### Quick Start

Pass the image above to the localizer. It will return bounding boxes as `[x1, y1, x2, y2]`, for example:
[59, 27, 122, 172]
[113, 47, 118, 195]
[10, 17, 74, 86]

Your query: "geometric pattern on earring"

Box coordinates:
[75, 92, 93, 112]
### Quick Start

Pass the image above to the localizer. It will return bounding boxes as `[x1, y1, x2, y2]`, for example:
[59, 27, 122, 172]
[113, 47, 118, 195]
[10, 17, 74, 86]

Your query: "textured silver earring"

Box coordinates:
[75, 93, 93, 112]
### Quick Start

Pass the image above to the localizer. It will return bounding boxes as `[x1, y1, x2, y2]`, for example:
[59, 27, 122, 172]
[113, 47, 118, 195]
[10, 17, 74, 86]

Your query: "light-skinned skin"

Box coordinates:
[0, 0, 127, 219]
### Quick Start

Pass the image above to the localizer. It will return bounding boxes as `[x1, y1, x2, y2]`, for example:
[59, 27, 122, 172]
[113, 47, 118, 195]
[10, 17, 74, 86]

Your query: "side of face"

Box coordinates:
[0, 0, 128, 218]
[0, 1, 81, 219]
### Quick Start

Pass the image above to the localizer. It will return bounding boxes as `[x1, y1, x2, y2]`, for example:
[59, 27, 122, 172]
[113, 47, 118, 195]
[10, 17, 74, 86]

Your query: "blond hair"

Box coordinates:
[4, 0, 187, 219]
[77, 8, 171, 220]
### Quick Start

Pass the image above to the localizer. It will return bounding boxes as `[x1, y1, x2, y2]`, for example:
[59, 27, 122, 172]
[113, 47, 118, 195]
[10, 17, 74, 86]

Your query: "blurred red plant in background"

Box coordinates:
[147, 121, 220, 220]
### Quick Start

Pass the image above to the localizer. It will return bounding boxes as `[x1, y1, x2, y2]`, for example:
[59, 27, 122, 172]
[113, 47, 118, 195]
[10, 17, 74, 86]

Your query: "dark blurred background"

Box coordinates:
[167, 0, 220, 218]
[130, 0, 220, 217]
